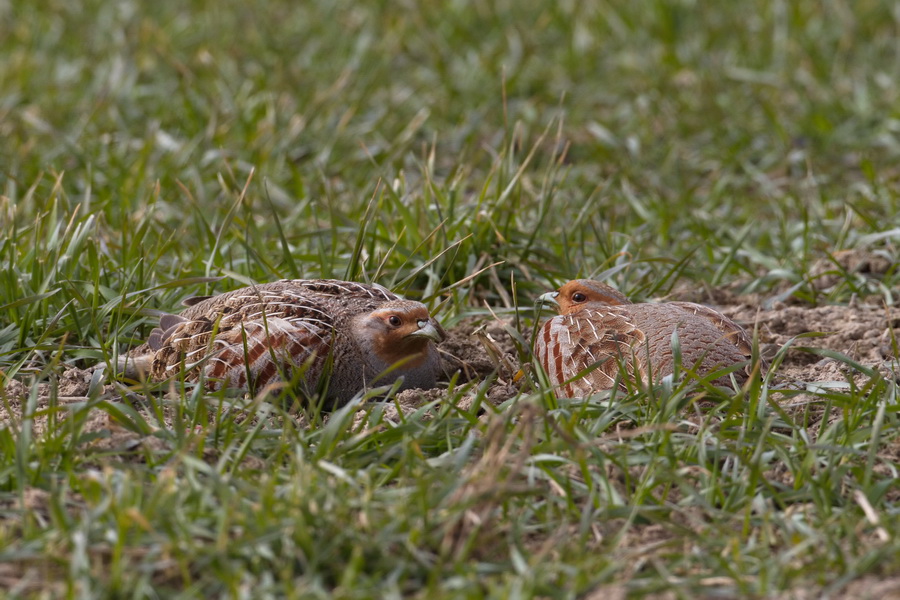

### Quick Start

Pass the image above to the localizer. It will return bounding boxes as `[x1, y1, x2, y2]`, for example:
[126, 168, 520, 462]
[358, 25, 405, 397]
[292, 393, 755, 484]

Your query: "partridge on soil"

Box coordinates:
[534, 280, 762, 397]
[124, 279, 445, 405]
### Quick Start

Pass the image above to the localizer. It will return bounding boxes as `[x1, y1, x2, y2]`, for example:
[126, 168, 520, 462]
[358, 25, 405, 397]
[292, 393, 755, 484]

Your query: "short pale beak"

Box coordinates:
[538, 291, 560, 307]
[408, 319, 445, 343]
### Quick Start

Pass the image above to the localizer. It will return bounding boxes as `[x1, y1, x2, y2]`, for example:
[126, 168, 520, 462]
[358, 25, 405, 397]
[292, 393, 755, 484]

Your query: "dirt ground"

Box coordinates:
[2, 285, 898, 441]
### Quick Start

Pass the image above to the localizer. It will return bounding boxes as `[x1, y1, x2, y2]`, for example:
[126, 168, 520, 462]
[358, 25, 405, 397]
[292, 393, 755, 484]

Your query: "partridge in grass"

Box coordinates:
[534, 279, 761, 397]
[125, 279, 445, 406]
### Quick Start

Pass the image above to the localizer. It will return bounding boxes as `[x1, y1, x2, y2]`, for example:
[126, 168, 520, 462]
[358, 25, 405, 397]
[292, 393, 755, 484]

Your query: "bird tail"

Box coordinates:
[103, 353, 153, 381]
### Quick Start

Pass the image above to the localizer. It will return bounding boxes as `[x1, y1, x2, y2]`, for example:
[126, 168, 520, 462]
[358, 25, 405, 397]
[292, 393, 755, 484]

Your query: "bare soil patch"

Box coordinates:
[3, 295, 898, 433]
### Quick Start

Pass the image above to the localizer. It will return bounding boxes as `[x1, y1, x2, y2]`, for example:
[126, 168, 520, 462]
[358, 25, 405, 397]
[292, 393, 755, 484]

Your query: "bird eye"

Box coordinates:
[572, 292, 587, 303]
[388, 315, 402, 327]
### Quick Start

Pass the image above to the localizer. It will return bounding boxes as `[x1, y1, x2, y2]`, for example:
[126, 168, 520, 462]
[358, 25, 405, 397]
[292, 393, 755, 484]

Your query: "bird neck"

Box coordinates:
[370, 337, 432, 371]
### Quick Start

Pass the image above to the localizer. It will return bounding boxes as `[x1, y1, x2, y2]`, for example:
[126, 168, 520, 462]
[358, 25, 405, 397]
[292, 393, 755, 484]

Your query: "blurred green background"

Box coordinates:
[4, 0, 898, 317]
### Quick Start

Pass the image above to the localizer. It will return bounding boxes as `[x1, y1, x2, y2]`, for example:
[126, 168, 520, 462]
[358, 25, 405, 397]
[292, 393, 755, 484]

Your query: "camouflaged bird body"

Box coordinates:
[139, 280, 443, 405]
[536, 280, 760, 397]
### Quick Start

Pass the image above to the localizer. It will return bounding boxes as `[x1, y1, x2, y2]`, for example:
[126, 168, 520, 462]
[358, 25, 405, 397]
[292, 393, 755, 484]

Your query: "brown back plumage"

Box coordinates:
[535, 279, 762, 397]
[135, 279, 445, 405]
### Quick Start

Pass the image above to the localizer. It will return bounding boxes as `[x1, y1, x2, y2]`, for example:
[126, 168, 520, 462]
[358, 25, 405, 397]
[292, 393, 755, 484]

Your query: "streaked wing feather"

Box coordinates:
[536, 307, 647, 397]
[669, 302, 755, 356]
[202, 317, 332, 391]
[182, 295, 213, 307]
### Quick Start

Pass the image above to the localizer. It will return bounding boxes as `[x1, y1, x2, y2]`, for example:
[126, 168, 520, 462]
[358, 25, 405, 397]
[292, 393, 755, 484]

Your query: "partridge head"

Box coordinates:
[350, 301, 446, 390]
[128, 279, 445, 406]
[542, 279, 631, 311]
[535, 279, 762, 397]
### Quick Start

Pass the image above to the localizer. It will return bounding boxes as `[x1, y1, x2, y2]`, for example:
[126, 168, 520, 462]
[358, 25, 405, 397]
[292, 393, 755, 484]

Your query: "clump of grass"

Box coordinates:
[3, 0, 900, 597]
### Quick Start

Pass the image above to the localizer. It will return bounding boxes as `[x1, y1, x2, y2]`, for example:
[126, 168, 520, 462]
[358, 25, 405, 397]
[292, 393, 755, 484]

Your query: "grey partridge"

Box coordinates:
[126, 279, 445, 405]
[534, 279, 761, 397]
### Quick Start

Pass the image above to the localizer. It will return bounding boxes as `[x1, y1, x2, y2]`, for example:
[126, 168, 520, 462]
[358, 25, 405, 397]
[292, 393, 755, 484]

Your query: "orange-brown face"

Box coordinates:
[364, 303, 445, 365]
[547, 280, 631, 314]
